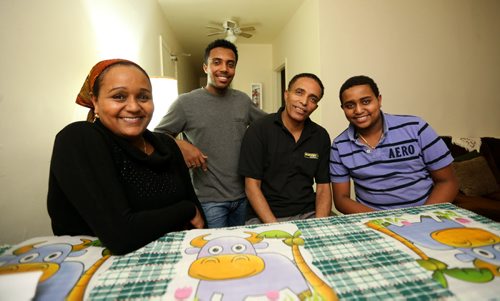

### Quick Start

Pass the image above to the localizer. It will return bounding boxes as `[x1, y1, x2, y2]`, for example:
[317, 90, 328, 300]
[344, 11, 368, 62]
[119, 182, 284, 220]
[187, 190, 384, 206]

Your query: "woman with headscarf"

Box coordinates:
[47, 59, 205, 255]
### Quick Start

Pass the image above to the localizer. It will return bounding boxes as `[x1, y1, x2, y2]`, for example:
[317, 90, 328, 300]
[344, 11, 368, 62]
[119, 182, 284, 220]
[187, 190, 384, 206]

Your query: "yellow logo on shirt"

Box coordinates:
[304, 152, 319, 159]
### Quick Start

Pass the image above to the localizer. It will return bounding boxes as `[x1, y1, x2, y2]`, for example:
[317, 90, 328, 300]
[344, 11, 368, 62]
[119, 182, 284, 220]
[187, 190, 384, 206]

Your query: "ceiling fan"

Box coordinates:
[206, 20, 255, 43]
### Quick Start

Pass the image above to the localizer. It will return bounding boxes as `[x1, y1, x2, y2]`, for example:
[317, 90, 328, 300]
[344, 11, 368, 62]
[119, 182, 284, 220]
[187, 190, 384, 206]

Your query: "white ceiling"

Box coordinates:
[158, 0, 304, 70]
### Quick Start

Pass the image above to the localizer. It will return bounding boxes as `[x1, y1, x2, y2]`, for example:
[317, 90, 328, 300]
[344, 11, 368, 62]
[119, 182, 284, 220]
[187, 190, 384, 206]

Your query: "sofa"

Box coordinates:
[441, 136, 500, 222]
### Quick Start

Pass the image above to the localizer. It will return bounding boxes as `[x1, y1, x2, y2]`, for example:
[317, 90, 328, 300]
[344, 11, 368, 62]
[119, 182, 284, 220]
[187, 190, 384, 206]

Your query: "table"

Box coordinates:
[1, 203, 499, 300]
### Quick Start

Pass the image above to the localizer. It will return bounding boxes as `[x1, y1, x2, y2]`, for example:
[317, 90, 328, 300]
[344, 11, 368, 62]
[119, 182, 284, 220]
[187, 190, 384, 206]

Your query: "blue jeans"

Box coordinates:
[201, 197, 247, 228]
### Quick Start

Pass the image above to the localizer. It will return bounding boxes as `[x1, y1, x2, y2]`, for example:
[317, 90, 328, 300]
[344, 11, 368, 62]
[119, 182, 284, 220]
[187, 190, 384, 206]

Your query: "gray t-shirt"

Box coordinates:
[155, 88, 267, 202]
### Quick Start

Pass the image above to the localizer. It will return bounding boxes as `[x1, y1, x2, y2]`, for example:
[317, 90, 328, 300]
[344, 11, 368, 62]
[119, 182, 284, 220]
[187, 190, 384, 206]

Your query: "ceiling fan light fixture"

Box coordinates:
[225, 30, 237, 43]
[223, 20, 237, 30]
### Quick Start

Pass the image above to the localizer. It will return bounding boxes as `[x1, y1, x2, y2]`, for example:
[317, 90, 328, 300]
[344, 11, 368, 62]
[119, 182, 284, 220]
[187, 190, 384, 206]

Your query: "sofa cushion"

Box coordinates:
[453, 156, 499, 196]
[481, 137, 500, 183]
[454, 150, 480, 162]
[454, 192, 500, 222]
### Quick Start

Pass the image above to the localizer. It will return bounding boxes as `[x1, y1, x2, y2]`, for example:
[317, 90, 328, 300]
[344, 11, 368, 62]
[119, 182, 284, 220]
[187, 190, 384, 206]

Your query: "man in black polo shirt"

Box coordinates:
[238, 73, 332, 224]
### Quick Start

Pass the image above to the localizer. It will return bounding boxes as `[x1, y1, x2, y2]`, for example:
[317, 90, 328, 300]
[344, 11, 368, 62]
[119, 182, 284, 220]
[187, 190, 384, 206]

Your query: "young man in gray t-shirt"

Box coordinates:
[155, 39, 266, 228]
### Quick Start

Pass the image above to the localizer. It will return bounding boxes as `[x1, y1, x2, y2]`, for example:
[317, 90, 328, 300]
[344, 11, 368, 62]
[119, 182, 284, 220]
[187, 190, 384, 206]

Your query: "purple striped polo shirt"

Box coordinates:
[330, 112, 453, 210]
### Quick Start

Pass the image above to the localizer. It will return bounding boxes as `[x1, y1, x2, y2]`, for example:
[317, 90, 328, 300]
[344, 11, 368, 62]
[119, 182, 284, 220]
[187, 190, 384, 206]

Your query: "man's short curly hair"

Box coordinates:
[288, 73, 325, 99]
[339, 75, 379, 103]
[204, 39, 238, 64]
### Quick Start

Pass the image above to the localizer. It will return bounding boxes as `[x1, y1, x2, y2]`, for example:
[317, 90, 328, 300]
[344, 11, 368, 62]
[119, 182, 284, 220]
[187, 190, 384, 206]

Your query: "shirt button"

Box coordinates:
[366, 149, 371, 153]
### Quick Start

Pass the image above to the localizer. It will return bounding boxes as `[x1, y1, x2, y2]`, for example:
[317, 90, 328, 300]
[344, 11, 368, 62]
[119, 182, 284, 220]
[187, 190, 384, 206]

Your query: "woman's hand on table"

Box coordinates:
[190, 207, 205, 229]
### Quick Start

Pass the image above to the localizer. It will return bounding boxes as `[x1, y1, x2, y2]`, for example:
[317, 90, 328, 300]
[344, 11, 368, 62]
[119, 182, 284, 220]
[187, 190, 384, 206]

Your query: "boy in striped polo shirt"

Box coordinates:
[330, 75, 458, 214]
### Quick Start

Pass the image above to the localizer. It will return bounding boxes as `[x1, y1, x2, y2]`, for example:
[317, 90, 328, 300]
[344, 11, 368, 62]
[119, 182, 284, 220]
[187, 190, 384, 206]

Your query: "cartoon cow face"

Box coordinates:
[0, 242, 87, 282]
[185, 232, 269, 281]
[432, 228, 500, 266]
[386, 217, 500, 273]
[11, 244, 72, 264]
[455, 243, 500, 266]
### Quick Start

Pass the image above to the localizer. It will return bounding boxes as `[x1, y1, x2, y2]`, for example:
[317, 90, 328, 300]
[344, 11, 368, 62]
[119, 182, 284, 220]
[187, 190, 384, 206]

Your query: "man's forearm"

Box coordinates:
[335, 197, 375, 214]
[425, 165, 459, 205]
[425, 182, 459, 204]
[248, 194, 277, 223]
[315, 184, 332, 218]
[245, 179, 277, 223]
[332, 182, 374, 214]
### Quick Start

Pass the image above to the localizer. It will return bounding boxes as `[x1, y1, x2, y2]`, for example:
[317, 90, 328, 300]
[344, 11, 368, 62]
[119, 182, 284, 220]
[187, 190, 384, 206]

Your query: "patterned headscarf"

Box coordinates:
[76, 59, 137, 121]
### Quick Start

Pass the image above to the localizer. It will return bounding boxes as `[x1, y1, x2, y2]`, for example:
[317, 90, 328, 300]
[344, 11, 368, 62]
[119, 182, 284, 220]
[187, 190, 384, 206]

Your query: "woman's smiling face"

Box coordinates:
[91, 64, 153, 140]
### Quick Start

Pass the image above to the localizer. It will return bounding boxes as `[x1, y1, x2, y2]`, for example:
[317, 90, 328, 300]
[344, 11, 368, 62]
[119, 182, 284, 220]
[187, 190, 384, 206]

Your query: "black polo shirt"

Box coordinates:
[238, 107, 331, 219]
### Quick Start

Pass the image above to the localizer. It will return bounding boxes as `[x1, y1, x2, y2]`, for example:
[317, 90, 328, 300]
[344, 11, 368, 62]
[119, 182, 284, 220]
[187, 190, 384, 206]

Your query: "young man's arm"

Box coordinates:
[424, 165, 459, 204]
[160, 130, 208, 171]
[154, 98, 208, 171]
[156, 130, 208, 171]
[331, 181, 375, 214]
[245, 177, 277, 223]
[175, 140, 208, 171]
[315, 183, 333, 218]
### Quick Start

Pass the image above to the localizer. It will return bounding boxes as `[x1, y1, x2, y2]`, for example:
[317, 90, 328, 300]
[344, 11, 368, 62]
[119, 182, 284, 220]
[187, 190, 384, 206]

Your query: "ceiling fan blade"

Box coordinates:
[207, 31, 224, 36]
[239, 32, 253, 38]
[239, 26, 255, 31]
[205, 25, 222, 30]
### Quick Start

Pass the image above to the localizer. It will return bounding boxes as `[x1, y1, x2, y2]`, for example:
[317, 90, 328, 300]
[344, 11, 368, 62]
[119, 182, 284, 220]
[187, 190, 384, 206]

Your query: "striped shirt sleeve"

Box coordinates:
[330, 139, 350, 183]
[416, 118, 453, 171]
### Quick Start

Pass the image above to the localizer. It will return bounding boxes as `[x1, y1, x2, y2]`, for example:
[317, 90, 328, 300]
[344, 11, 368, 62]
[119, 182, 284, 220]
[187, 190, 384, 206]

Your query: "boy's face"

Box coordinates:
[340, 84, 382, 132]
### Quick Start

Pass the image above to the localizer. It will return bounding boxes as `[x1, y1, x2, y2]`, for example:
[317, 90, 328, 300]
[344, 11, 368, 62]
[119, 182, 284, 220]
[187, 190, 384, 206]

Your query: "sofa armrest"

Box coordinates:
[453, 191, 500, 221]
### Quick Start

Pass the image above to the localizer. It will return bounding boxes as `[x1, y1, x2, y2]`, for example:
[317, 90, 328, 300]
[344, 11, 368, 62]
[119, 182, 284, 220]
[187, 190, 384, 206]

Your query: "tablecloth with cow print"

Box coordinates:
[1, 203, 499, 300]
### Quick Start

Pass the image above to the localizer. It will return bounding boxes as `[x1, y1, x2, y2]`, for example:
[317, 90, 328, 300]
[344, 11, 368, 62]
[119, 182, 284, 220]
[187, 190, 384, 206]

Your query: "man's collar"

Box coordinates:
[273, 106, 286, 125]
[203, 86, 229, 97]
[347, 111, 387, 141]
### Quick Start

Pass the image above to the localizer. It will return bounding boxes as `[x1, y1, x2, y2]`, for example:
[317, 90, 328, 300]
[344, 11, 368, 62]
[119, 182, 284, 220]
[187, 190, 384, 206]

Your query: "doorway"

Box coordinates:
[275, 61, 287, 111]
[280, 68, 286, 108]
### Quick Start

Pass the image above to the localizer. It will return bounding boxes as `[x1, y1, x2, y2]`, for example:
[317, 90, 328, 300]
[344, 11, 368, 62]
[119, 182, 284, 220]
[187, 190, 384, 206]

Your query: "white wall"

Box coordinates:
[0, 0, 192, 244]
[231, 44, 273, 112]
[319, 0, 500, 139]
[273, 0, 322, 120]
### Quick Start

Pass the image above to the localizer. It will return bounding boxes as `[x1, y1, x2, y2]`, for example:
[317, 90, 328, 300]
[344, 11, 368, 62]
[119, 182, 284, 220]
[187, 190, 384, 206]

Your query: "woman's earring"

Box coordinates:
[93, 112, 100, 123]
